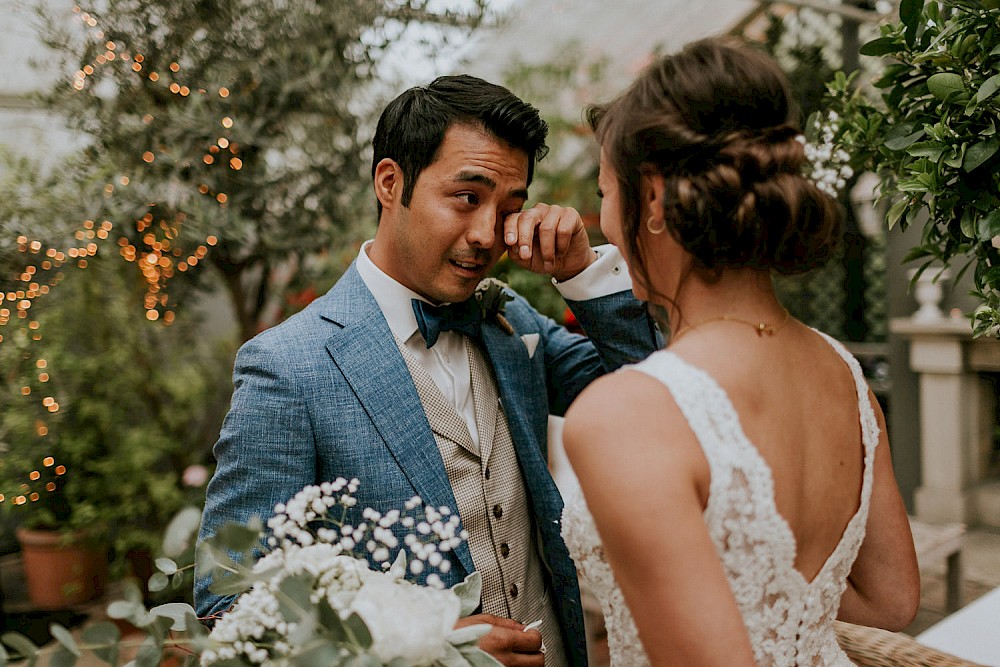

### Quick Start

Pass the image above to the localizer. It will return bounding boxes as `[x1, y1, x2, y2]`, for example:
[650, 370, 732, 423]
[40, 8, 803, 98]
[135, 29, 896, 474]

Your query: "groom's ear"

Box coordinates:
[374, 158, 404, 211]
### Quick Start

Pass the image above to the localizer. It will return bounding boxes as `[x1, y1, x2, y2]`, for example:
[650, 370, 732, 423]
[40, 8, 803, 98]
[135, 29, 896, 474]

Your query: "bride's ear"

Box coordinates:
[640, 168, 667, 225]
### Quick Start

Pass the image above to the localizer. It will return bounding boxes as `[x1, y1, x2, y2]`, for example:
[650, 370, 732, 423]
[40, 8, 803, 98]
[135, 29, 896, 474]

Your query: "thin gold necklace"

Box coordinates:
[670, 308, 791, 345]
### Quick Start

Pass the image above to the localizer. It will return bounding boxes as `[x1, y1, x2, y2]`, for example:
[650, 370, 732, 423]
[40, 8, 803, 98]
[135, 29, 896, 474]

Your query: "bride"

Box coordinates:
[560, 37, 920, 666]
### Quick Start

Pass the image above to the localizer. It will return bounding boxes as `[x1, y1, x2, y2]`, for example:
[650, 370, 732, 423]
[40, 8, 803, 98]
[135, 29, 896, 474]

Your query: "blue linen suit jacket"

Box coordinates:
[195, 262, 660, 666]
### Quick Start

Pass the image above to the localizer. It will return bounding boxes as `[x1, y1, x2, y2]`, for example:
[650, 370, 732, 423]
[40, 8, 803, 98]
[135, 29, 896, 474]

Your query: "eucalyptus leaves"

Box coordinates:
[827, 0, 1000, 335]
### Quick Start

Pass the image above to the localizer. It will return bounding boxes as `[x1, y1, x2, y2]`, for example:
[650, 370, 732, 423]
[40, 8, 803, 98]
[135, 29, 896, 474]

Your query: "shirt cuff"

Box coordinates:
[553, 244, 632, 301]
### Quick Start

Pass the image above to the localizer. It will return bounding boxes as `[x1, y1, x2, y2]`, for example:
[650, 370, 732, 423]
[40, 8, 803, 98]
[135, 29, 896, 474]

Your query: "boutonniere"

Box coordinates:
[475, 278, 515, 335]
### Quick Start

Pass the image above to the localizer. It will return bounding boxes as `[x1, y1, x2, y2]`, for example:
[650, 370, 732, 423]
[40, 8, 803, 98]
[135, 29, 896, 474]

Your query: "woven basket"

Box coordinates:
[835, 621, 987, 667]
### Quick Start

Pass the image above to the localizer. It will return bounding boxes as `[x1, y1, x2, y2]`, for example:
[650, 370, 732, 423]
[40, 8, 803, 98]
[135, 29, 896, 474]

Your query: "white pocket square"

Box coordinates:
[521, 333, 540, 359]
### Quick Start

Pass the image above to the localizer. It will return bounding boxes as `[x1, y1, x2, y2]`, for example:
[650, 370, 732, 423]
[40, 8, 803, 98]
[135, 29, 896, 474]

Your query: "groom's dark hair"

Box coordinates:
[371, 74, 549, 218]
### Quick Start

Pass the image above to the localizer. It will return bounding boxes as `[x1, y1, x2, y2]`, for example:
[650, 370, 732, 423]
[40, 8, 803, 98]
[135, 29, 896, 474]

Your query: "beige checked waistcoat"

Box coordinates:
[398, 337, 566, 666]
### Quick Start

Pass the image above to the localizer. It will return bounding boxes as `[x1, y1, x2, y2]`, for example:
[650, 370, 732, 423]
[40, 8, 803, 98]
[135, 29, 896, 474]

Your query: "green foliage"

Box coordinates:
[35, 0, 490, 341]
[0, 148, 114, 295]
[827, 0, 1000, 335]
[0, 491, 498, 667]
[145, 505, 203, 605]
[0, 246, 229, 560]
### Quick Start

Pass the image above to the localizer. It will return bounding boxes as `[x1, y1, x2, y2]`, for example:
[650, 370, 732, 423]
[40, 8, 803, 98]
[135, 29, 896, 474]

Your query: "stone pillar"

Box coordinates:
[892, 317, 1000, 527]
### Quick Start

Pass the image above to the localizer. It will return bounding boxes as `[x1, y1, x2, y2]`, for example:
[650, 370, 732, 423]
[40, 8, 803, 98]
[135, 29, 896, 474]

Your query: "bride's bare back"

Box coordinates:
[682, 321, 866, 583]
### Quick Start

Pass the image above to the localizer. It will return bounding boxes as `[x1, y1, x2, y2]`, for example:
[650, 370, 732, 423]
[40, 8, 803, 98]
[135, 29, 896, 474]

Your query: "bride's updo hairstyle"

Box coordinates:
[589, 38, 841, 288]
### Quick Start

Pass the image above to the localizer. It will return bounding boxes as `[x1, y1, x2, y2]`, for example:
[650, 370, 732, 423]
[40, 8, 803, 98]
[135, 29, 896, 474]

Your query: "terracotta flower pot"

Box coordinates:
[15, 527, 109, 609]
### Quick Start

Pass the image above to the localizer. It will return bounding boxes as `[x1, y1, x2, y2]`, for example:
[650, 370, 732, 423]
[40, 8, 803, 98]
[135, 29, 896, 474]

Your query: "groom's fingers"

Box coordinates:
[504, 203, 585, 276]
[457, 614, 544, 666]
[504, 204, 548, 264]
[481, 629, 545, 667]
[535, 204, 571, 273]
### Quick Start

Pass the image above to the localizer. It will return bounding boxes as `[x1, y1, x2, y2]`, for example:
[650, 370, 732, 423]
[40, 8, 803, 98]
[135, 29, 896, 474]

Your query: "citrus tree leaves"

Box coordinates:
[927, 73, 967, 102]
[832, 0, 1000, 335]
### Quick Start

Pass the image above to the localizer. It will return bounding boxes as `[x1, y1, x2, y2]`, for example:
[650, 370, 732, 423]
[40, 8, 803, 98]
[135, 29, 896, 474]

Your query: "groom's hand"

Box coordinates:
[504, 203, 597, 282]
[455, 613, 545, 666]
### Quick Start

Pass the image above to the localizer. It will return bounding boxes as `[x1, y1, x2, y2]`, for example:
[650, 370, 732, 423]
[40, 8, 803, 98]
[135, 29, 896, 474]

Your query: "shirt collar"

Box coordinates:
[355, 240, 426, 344]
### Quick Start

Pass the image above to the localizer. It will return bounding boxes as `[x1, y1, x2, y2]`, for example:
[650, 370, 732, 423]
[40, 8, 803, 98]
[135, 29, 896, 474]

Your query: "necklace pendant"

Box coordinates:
[755, 322, 767, 336]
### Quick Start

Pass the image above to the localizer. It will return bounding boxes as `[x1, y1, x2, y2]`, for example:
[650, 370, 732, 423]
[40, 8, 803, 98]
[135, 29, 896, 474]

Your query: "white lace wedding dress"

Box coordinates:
[561, 334, 878, 666]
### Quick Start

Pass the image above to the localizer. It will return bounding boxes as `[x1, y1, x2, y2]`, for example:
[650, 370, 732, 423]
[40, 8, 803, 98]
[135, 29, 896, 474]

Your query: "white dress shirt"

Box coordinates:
[355, 241, 632, 445]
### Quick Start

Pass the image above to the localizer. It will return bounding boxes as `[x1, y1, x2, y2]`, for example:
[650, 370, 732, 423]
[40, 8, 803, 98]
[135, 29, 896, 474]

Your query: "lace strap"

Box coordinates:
[625, 351, 750, 477]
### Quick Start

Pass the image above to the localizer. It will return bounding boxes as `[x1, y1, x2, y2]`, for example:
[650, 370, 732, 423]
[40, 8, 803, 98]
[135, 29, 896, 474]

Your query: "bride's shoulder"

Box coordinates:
[562, 352, 711, 507]
[563, 354, 694, 453]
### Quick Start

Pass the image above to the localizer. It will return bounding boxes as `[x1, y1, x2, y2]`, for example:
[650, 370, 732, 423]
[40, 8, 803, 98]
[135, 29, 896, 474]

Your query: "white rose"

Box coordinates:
[349, 574, 462, 665]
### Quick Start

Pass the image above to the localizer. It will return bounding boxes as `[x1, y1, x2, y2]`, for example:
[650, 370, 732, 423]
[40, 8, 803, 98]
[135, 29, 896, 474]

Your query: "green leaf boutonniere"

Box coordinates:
[475, 278, 515, 335]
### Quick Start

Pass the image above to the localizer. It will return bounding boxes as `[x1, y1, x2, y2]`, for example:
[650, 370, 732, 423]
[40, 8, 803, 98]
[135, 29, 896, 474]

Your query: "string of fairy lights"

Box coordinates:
[1, 5, 238, 508]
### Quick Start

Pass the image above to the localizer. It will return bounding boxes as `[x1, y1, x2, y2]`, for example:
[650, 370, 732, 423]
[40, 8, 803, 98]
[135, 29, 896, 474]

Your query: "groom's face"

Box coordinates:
[371, 123, 529, 304]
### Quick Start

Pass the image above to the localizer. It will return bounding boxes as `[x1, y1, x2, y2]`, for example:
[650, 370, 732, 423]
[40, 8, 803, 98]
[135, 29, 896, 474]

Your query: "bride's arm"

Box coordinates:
[563, 371, 757, 667]
[836, 390, 920, 630]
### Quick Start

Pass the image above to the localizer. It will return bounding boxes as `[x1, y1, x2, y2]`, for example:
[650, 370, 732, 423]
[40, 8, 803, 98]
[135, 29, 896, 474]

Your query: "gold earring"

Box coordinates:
[646, 215, 666, 235]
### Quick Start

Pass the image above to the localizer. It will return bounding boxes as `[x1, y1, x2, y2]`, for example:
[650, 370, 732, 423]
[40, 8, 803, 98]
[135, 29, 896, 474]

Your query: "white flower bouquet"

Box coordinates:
[199, 480, 496, 666]
[0, 480, 500, 667]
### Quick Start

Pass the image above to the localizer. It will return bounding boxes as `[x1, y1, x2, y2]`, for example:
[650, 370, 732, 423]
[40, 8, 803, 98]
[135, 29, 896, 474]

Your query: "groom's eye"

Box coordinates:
[596, 188, 604, 199]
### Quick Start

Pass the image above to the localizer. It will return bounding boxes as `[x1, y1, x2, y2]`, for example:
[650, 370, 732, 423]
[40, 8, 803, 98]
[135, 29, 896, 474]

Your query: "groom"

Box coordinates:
[195, 74, 659, 666]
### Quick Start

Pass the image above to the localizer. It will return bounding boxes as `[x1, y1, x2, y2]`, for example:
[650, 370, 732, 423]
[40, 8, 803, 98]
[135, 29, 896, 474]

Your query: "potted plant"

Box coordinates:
[826, 0, 1000, 336]
[0, 249, 229, 609]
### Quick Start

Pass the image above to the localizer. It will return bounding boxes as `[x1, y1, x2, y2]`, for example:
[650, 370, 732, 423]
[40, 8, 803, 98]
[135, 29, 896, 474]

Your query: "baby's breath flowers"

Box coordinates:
[264, 479, 466, 585]
[799, 110, 854, 198]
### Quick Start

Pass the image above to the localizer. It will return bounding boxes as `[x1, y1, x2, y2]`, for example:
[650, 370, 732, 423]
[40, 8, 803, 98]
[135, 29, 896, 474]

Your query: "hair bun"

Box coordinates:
[590, 37, 843, 279]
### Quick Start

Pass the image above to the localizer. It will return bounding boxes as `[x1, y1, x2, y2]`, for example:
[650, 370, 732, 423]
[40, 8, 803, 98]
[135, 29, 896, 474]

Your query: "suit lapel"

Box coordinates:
[317, 265, 475, 574]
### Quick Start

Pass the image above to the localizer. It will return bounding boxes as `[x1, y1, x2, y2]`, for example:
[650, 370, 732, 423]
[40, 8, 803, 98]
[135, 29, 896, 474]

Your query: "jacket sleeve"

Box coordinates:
[194, 333, 318, 619]
[565, 290, 662, 370]
[509, 289, 661, 417]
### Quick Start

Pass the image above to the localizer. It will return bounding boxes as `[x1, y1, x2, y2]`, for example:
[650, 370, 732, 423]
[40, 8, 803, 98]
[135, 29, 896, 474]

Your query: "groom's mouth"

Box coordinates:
[449, 259, 487, 278]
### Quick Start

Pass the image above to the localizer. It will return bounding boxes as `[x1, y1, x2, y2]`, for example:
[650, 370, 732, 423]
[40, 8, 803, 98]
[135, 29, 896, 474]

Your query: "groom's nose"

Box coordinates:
[466, 209, 500, 249]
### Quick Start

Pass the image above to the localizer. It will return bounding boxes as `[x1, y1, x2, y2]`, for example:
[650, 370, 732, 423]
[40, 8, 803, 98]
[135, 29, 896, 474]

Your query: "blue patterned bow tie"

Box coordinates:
[412, 298, 482, 348]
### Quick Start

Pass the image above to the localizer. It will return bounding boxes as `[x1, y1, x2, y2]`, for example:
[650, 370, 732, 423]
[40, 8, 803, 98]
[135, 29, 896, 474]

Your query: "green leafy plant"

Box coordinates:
[0, 243, 229, 563]
[826, 0, 1000, 336]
